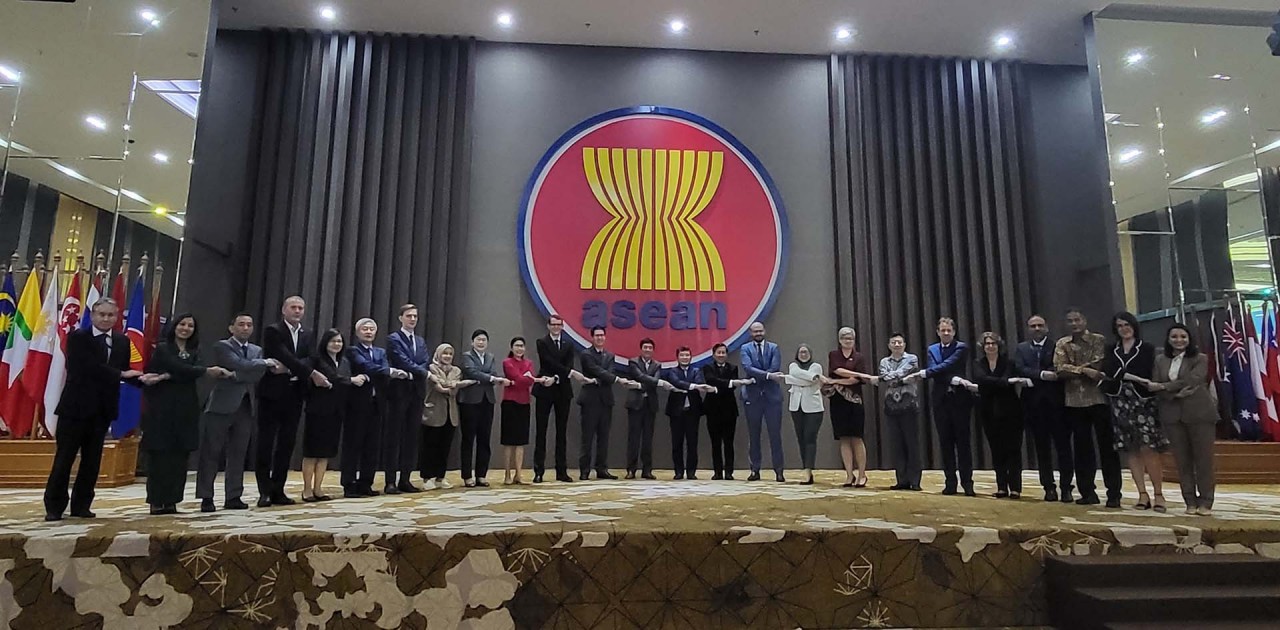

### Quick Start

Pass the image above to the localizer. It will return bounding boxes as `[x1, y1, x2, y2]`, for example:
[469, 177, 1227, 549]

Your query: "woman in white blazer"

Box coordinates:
[785, 344, 826, 485]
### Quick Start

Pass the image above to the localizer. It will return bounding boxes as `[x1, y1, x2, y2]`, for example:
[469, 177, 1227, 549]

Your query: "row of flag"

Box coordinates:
[1216, 299, 1280, 441]
[0, 266, 161, 440]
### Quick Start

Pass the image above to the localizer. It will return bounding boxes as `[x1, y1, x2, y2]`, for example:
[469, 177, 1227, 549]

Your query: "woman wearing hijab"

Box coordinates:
[785, 344, 826, 485]
[141, 313, 231, 514]
[420, 343, 476, 489]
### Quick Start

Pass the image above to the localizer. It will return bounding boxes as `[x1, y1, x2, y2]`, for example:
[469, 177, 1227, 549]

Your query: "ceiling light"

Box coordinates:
[669, 19, 686, 34]
[1117, 148, 1143, 164]
[122, 124, 131, 131]
[835, 27, 853, 41]
[1124, 51, 1145, 65]
[319, 6, 337, 21]
[121, 189, 149, 204]
[139, 9, 157, 21]
[1223, 172, 1260, 188]
[153, 206, 169, 215]
[1201, 109, 1228, 125]
[496, 11, 514, 28]
[0, 65, 20, 82]
[187, 158, 194, 165]
[84, 115, 107, 131]
[152, 151, 169, 163]
[51, 162, 81, 179]
[994, 33, 1014, 49]
[1211, 74, 1232, 81]
[167, 215, 185, 227]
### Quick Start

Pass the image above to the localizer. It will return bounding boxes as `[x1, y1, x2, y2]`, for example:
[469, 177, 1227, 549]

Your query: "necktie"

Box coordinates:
[241, 343, 249, 358]
[100, 334, 110, 359]
[757, 342, 764, 362]
[555, 338, 560, 350]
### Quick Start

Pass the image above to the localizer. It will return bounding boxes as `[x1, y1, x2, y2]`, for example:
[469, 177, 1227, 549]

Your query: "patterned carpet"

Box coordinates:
[1, 470, 1278, 629]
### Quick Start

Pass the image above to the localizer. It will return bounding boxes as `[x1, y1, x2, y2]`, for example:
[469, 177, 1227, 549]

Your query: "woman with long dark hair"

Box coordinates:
[302, 329, 366, 502]
[1147, 323, 1218, 515]
[1101, 311, 1169, 511]
[501, 336, 548, 484]
[141, 313, 230, 514]
[973, 331, 1029, 498]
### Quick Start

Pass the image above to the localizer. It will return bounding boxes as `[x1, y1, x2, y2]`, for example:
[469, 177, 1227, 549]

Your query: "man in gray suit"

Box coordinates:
[458, 329, 512, 487]
[624, 338, 671, 480]
[196, 312, 281, 512]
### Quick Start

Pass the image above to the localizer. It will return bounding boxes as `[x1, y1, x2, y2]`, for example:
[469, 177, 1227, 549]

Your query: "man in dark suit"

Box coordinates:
[912, 316, 976, 496]
[386, 304, 430, 493]
[197, 312, 278, 513]
[1014, 314, 1074, 503]
[741, 321, 785, 482]
[347, 318, 408, 498]
[458, 329, 512, 487]
[256, 295, 327, 507]
[577, 326, 640, 480]
[532, 314, 580, 483]
[664, 346, 713, 480]
[43, 298, 144, 521]
[624, 338, 668, 480]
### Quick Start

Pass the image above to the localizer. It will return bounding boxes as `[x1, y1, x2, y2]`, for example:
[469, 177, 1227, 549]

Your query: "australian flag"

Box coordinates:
[1223, 309, 1261, 440]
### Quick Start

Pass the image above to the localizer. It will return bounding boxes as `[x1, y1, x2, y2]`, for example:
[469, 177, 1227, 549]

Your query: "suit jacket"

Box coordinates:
[1152, 353, 1217, 425]
[205, 338, 270, 415]
[625, 357, 663, 411]
[701, 362, 740, 419]
[347, 344, 391, 404]
[1013, 339, 1064, 406]
[258, 321, 315, 402]
[458, 350, 503, 405]
[577, 347, 619, 408]
[387, 329, 431, 397]
[925, 341, 969, 403]
[740, 340, 782, 404]
[423, 363, 462, 427]
[973, 354, 1021, 421]
[308, 354, 353, 417]
[533, 335, 576, 401]
[784, 362, 825, 413]
[1101, 340, 1156, 398]
[55, 327, 133, 423]
[664, 363, 704, 416]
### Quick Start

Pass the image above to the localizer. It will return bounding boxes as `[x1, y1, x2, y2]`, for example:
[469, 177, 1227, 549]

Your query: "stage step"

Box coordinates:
[1046, 555, 1280, 629]
[1108, 623, 1280, 630]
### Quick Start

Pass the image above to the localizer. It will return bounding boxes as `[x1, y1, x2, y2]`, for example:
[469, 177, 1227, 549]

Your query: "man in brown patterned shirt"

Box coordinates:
[1053, 308, 1122, 508]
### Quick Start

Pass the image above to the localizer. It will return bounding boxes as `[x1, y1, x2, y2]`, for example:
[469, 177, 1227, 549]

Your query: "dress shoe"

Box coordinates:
[201, 499, 216, 513]
[579, 473, 590, 481]
[725, 473, 735, 480]
[598, 472, 618, 480]
[941, 486, 958, 496]
[224, 498, 249, 510]
[555, 473, 575, 483]
[624, 472, 636, 480]
[384, 485, 401, 495]
[712, 473, 724, 480]
[994, 490, 1009, 499]
[161, 505, 179, 515]
[44, 513, 62, 522]
[962, 486, 976, 497]
[1196, 507, 1213, 517]
[316, 495, 333, 502]
[1060, 488, 1075, 504]
[747, 472, 761, 481]
[1076, 493, 1100, 505]
[464, 479, 477, 488]
[435, 479, 453, 490]
[362, 488, 380, 497]
[271, 495, 297, 506]
[257, 497, 272, 508]
[775, 473, 786, 482]
[343, 491, 365, 499]
[641, 473, 657, 480]
[1105, 497, 1122, 509]
[889, 484, 905, 491]
[533, 474, 544, 483]
[908, 485, 922, 491]
[1009, 491, 1021, 500]
[674, 473, 685, 481]
[70, 510, 96, 518]
[150, 505, 165, 515]
[398, 482, 423, 493]
[688, 473, 699, 480]
[1044, 489, 1059, 502]
[302, 495, 319, 503]
[476, 479, 490, 487]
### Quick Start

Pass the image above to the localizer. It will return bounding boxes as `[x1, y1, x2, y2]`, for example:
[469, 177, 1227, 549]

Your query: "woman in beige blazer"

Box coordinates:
[419, 344, 475, 490]
[1146, 324, 1217, 516]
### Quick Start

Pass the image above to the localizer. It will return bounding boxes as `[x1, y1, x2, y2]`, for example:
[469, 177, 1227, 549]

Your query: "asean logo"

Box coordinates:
[518, 106, 788, 365]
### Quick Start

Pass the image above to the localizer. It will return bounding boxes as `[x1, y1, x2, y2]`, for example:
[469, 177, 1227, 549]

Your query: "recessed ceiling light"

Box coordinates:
[1117, 148, 1143, 164]
[835, 26, 853, 41]
[0, 65, 20, 82]
[153, 151, 169, 163]
[139, 9, 157, 21]
[669, 19, 686, 34]
[319, 6, 337, 21]
[496, 11, 514, 28]
[187, 158, 194, 165]
[1201, 109, 1228, 125]
[85, 115, 107, 131]
[1211, 74, 1232, 81]
[994, 33, 1014, 49]
[153, 206, 169, 215]
[122, 124, 131, 131]
[1124, 51, 1145, 65]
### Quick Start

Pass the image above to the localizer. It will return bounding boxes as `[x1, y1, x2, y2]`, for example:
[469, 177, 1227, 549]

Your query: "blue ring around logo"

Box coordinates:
[515, 106, 790, 366]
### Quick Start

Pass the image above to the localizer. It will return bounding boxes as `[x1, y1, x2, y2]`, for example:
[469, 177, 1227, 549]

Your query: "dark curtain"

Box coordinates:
[829, 54, 1034, 469]
[240, 30, 474, 343]
[1170, 190, 1231, 305]
[1263, 167, 1280, 274]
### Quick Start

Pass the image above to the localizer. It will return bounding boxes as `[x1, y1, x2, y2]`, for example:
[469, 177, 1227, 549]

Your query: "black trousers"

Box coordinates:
[932, 393, 973, 489]
[534, 393, 571, 475]
[626, 401, 658, 474]
[342, 394, 383, 492]
[44, 416, 109, 516]
[384, 384, 424, 486]
[146, 449, 191, 506]
[884, 410, 922, 487]
[707, 411, 736, 475]
[419, 423, 455, 480]
[579, 403, 612, 475]
[1025, 397, 1073, 493]
[670, 410, 701, 475]
[981, 409, 1024, 493]
[459, 400, 494, 480]
[1069, 404, 1123, 500]
[256, 392, 304, 499]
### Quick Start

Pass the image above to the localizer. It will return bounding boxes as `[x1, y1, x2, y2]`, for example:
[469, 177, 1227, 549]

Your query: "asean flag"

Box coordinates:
[111, 271, 146, 439]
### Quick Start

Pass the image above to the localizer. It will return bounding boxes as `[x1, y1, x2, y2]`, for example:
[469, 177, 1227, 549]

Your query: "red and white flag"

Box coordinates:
[39, 273, 80, 435]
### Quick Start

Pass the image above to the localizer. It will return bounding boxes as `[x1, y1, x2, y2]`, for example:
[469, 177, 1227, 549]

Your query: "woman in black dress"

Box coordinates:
[302, 329, 367, 502]
[828, 327, 874, 487]
[701, 343, 750, 480]
[141, 313, 230, 515]
[973, 331, 1028, 498]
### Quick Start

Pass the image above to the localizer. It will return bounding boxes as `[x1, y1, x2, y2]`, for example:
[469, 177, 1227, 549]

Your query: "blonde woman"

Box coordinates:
[419, 344, 475, 489]
[828, 327, 874, 487]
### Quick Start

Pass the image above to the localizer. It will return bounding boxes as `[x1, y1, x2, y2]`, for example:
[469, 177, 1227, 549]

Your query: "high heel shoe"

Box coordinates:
[1152, 494, 1167, 513]
[854, 475, 868, 488]
[1134, 493, 1151, 510]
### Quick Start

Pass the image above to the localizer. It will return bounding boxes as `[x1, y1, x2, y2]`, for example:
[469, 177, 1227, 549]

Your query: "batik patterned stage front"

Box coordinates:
[1, 470, 1279, 629]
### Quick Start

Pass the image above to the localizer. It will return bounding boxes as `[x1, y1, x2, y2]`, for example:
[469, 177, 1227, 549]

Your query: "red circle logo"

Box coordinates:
[518, 107, 789, 365]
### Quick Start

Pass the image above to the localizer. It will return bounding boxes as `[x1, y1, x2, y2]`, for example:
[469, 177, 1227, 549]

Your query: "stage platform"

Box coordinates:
[1, 470, 1279, 629]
